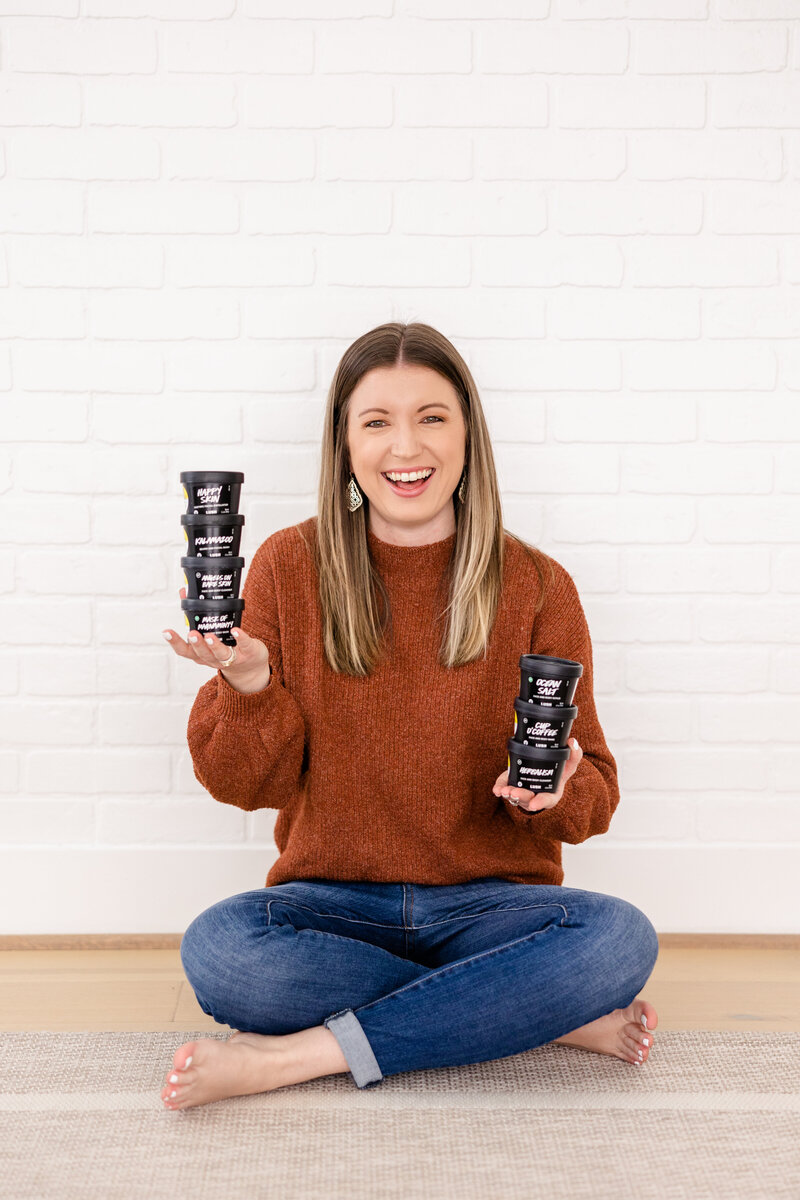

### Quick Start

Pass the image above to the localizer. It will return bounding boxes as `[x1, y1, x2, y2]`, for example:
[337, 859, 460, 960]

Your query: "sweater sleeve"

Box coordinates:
[185, 535, 307, 812]
[504, 562, 620, 843]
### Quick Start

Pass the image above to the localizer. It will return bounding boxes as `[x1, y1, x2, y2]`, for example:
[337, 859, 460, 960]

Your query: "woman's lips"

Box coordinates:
[381, 469, 436, 498]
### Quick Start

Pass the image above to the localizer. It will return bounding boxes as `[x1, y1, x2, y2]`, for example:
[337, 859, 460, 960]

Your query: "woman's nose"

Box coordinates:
[391, 426, 425, 451]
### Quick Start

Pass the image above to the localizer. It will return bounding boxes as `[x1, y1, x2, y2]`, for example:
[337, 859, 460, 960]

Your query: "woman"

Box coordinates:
[160, 322, 659, 1111]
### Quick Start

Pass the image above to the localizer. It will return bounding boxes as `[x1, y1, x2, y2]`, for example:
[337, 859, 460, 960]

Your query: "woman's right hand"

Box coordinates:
[162, 587, 271, 695]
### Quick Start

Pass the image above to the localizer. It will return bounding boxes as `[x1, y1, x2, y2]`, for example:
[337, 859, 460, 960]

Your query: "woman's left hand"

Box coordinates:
[492, 737, 583, 814]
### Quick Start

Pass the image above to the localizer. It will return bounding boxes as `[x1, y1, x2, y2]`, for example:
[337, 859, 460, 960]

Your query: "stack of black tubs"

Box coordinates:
[179, 471, 245, 649]
[506, 654, 583, 806]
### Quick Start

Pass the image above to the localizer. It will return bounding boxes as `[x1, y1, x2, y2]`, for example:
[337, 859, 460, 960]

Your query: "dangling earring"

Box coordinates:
[347, 472, 363, 512]
[458, 471, 467, 504]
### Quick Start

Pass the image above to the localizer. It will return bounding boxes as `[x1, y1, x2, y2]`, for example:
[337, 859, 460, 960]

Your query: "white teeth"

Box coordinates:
[385, 469, 433, 483]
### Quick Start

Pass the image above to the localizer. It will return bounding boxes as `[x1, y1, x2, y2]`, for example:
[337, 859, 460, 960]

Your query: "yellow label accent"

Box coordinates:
[183, 528, 188, 544]
[513, 713, 517, 736]
[183, 614, 190, 629]
[507, 754, 510, 773]
[182, 571, 188, 592]
[181, 485, 188, 503]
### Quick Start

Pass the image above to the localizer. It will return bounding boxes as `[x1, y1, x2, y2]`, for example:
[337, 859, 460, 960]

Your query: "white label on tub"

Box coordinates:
[194, 534, 234, 548]
[536, 678, 560, 695]
[200, 572, 234, 588]
[197, 614, 234, 633]
[532, 722, 553, 733]
[197, 485, 224, 504]
[521, 767, 554, 777]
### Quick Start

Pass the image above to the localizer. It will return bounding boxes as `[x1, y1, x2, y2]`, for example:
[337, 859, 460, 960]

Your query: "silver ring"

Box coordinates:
[219, 647, 237, 669]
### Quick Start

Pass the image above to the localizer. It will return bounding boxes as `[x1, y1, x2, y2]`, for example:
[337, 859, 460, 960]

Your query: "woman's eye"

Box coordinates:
[365, 416, 443, 428]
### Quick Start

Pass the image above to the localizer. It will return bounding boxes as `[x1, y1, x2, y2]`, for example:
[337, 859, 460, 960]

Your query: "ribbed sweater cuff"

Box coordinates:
[215, 669, 283, 721]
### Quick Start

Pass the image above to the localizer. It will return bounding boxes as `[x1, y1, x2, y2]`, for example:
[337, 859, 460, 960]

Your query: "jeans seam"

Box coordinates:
[352, 917, 569, 1017]
[409, 885, 415, 958]
[263, 898, 567, 932]
[415, 904, 568, 930]
[401, 885, 407, 957]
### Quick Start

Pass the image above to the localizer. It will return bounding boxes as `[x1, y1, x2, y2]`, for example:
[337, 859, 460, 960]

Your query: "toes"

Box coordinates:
[164, 1071, 192, 1093]
[161, 1085, 180, 1109]
[624, 1034, 648, 1063]
[161, 1081, 192, 1110]
[627, 1023, 653, 1053]
[172, 1042, 197, 1072]
[638, 1002, 658, 1033]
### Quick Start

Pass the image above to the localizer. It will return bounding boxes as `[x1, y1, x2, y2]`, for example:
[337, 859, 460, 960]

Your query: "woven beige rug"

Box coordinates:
[1, 1031, 797, 1199]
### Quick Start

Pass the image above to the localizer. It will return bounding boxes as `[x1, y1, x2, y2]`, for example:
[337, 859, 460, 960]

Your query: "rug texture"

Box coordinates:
[0, 1030, 797, 1199]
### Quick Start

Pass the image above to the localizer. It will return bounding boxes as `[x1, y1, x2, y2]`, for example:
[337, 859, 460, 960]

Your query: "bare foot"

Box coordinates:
[553, 997, 658, 1066]
[160, 1033, 287, 1111]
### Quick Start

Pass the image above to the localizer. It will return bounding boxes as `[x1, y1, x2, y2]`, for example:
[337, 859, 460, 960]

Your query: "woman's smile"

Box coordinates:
[381, 468, 436, 498]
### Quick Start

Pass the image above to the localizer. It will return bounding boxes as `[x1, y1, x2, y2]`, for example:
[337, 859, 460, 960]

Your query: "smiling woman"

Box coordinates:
[311, 322, 550, 678]
[165, 320, 658, 1112]
[347, 364, 466, 540]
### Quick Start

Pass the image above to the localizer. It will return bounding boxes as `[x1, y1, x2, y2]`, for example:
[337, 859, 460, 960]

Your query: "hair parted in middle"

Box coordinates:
[300, 321, 553, 677]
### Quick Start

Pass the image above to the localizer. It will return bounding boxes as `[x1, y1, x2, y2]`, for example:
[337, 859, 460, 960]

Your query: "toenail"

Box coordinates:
[642, 1038, 649, 1046]
[641, 1015, 648, 1029]
[169, 1074, 179, 1083]
[170, 1090, 177, 1098]
[185, 1056, 193, 1068]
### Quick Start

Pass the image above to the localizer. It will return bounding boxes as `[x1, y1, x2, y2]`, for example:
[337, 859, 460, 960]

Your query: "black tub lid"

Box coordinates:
[519, 654, 583, 679]
[180, 513, 244, 526]
[181, 556, 245, 570]
[180, 598, 245, 612]
[507, 738, 571, 762]
[180, 471, 244, 484]
[513, 698, 578, 721]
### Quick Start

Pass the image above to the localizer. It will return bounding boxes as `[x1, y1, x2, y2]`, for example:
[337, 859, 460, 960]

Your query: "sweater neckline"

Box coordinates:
[366, 524, 456, 570]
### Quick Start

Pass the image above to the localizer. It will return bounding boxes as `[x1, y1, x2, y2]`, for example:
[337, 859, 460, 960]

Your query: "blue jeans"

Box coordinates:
[180, 877, 659, 1089]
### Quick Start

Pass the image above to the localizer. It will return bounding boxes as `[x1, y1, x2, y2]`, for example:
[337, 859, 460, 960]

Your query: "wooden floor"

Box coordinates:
[0, 943, 798, 1032]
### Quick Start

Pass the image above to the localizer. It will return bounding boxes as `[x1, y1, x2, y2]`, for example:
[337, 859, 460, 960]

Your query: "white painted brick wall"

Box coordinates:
[1, 4, 798, 933]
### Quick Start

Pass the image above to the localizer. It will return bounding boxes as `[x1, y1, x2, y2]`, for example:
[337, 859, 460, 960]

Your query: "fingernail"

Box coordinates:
[162, 632, 172, 641]
[232, 629, 241, 639]
[205, 636, 214, 645]
[188, 635, 198, 643]
[184, 1056, 193, 1068]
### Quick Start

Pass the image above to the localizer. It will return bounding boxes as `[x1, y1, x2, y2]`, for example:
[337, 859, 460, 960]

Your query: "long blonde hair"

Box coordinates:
[303, 322, 552, 676]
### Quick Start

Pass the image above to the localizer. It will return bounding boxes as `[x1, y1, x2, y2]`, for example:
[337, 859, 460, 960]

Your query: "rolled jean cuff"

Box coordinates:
[323, 1008, 384, 1089]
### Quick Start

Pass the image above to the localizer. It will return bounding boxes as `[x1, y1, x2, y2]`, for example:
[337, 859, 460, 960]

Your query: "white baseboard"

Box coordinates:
[0, 845, 795, 934]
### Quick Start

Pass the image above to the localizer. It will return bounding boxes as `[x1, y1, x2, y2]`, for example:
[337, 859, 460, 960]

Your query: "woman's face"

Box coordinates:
[346, 363, 467, 545]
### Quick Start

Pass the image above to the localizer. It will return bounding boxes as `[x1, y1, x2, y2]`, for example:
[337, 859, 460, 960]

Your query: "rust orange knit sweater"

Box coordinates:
[186, 516, 619, 888]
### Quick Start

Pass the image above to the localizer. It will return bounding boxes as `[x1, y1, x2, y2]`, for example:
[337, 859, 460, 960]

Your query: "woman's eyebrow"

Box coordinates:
[358, 402, 451, 417]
